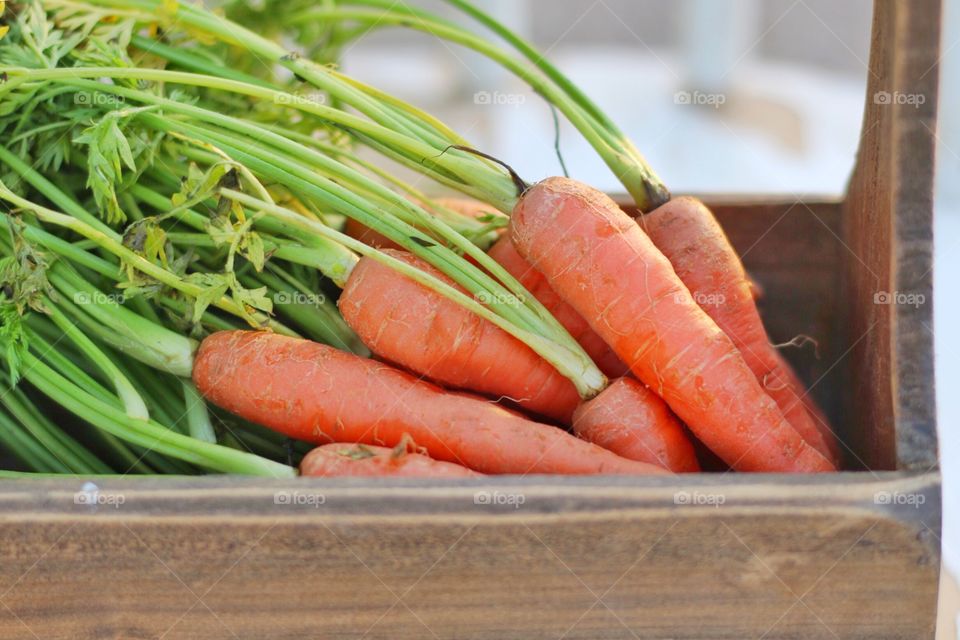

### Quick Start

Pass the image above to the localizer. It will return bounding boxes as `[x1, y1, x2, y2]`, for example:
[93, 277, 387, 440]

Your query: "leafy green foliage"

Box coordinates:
[0, 0, 85, 68]
[0, 300, 28, 385]
[73, 112, 137, 225]
[171, 163, 267, 272]
[0, 220, 52, 315]
[0, 219, 53, 385]
[182, 271, 272, 325]
[123, 217, 169, 267]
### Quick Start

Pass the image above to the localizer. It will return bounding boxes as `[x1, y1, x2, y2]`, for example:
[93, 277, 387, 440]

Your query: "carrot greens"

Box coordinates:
[0, 0, 662, 475]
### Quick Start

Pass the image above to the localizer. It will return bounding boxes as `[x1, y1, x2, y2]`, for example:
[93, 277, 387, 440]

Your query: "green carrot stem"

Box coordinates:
[43, 299, 151, 421]
[181, 380, 217, 444]
[0, 471, 177, 478]
[293, 1, 670, 210]
[128, 33, 276, 89]
[247, 267, 366, 354]
[44, 264, 197, 377]
[20, 351, 295, 477]
[223, 189, 606, 398]
[0, 145, 116, 236]
[0, 66, 519, 210]
[0, 184, 294, 337]
[441, 0, 671, 210]
[138, 111, 577, 349]
[0, 408, 70, 473]
[0, 376, 106, 474]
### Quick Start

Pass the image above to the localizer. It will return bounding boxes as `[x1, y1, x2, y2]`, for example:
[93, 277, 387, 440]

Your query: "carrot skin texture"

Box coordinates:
[338, 249, 581, 423]
[573, 377, 700, 472]
[488, 236, 629, 378]
[510, 178, 835, 473]
[642, 197, 840, 466]
[300, 444, 481, 477]
[193, 331, 667, 475]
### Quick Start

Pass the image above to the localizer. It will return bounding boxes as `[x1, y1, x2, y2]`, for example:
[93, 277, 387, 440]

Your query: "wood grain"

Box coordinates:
[0, 473, 940, 640]
[844, 0, 940, 471]
[0, 0, 942, 638]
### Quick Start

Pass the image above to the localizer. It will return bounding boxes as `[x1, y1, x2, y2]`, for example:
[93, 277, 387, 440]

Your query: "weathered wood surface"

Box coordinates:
[844, 0, 940, 471]
[0, 0, 941, 638]
[0, 473, 940, 639]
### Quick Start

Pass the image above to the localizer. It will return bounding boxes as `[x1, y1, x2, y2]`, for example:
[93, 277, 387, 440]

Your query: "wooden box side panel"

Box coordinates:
[844, 0, 940, 471]
[0, 474, 940, 640]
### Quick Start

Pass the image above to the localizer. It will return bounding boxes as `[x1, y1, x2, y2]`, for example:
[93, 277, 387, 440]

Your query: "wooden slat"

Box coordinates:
[844, 0, 940, 471]
[0, 473, 940, 639]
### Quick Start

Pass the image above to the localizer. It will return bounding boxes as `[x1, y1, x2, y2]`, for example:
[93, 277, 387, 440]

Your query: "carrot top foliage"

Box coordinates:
[0, 0, 669, 476]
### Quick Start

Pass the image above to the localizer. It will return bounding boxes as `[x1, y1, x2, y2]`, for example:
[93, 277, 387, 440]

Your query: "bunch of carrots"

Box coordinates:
[195, 183, 839, 477]
[0, 0, 839, 479]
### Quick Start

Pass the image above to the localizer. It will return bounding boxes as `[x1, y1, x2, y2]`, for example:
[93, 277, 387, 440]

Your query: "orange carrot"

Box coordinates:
[193, 331, 667, 475]
[642, 197, 840, 465]
[300, 443, 481, 477]
[510, 177, 834, 473]
[573, 377, 699, 472]
[338, 249, 581, 423]
[488, 236, 629, 378]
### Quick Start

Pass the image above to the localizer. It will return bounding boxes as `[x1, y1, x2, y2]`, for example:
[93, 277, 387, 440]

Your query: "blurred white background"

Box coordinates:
[340, 0, 958, 634]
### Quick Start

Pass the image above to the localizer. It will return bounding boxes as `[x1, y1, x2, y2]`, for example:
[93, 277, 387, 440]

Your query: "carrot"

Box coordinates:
[488, 236, 629, 378]
[193, 330, 667, 475]
[510, 177, 835, 473]
[338, 248, 581, 423]
[300, 443, 481, 477]
[442, 198, 624, 378]
[573, 377, 699, 472]
[642, 197, 840, 466]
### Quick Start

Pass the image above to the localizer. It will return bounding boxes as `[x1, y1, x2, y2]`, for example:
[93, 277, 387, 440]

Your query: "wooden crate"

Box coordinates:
[0, 0, 940, 638]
